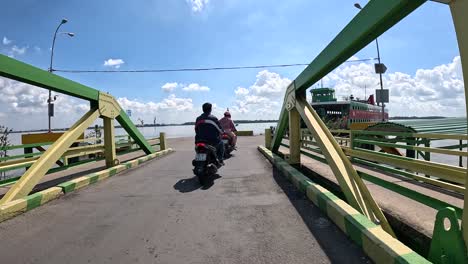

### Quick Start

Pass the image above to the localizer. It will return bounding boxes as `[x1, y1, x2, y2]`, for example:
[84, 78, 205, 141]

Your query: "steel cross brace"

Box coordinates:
[277, 85, 394, 236]
[0, 91, 151, 205]
[0, 108, 101, 204]
[0, 54, 154, 155]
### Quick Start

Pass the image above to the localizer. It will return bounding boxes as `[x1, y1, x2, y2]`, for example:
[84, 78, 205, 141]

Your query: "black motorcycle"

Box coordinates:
[192, 142, 219, 185]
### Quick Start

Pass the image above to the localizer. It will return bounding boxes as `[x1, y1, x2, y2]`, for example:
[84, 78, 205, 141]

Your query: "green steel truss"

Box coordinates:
[0, 54, 154, 154]
[271, 0, 468, 262]
[0, 53, 155, 205]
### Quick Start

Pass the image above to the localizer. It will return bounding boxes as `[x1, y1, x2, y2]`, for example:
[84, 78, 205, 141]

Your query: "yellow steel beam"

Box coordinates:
[0, 157, 38, 168]
[104, 117, 118, 167]
[265, 128, 272, 150]
[159, 132, 166, 151]
[343, 147, 466, 185]
[62, 145, 105, 159]
[0, 160, 36, 171]
[288, 108, 301, 165]
[0, 108, 100, 205]
[293, 94, 394, 236]
[449, 0, 468, 252]
[354, 139, 468, 157]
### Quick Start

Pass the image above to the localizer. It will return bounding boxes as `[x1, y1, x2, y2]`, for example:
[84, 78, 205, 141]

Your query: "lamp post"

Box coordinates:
[48, 18, 74, 132]
[354, 3, 386, 121]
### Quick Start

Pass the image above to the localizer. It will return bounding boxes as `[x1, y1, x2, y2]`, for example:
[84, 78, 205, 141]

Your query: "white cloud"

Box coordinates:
[182, 83, 210, 92]
[5, 45, 28, 57]
[162, 82, 178, 92]
[322, 56, 465, 117]
[250, 70, 291, 97]
[0, 77, 198, 130]
[103, 58, 125, 69]
[117, 94, 195, 123]
[34, 46, 41, 52]
[1, 57, 464, 131]
[234, 87, 249, 97]
[228, 70, 291, 120]
[3, 37, 12, 45]
[11, 45, 26, 55]
[0, 77, 91, 130]
[186, 0, 209, 12]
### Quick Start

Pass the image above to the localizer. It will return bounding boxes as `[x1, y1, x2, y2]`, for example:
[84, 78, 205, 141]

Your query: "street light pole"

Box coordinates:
[354, 3, 386, 121]
[48, 18, 74, 132]
[375, 37, 385, 121]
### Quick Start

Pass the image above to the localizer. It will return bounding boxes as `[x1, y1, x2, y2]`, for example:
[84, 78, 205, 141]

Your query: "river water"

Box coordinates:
[6, 122, 277, 149]
[2, 121, 465, 179]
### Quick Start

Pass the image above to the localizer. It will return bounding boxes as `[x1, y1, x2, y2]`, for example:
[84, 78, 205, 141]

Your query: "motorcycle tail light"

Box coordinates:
[196, 143, 206, 152]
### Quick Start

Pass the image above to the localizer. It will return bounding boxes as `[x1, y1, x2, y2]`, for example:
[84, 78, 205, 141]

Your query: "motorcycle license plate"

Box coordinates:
[222, 139, 229, 144]
[195, 153, 207, 161]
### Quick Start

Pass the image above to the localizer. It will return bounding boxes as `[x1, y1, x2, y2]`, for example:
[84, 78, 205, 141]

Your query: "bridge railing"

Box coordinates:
[0, 54, 160, 206]
[0, 132, 166, 181]
[266, 0, 468, 261]
[296, 129, 466, 193]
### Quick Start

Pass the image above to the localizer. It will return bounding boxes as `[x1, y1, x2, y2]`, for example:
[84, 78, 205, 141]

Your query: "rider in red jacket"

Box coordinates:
[219, 110, 237, 146]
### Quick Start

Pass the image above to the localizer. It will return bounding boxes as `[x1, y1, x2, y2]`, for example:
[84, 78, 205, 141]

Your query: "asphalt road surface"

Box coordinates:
[0, 136, 369, 264]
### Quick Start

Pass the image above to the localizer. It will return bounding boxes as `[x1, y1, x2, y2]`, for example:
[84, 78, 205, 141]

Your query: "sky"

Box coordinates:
[0, 0, 465, 130]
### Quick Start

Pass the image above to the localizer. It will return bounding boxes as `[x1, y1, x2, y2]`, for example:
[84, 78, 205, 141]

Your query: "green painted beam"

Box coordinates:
[293, 0, 426, 92]
[116, 109, 154, 154]
[0, 54, 99, 101]
[271, 105, 289, 152]
[0, 142, 54, 151]
[0, 54, 155, 156]
[279, 143, 464, 218]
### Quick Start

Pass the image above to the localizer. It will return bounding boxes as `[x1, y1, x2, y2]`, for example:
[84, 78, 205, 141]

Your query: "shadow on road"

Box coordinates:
[174, 174, 222, 193]
[271, 168, 370, 263]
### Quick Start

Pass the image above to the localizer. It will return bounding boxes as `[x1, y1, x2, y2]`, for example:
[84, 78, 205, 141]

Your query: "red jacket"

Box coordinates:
[219, 117, 237, 132]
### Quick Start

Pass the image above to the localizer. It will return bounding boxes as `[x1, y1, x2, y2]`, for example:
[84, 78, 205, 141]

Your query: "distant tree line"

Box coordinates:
[389, 116, 447, 120]
[9, 120, 279, 133]
[182, 120, 278, 125]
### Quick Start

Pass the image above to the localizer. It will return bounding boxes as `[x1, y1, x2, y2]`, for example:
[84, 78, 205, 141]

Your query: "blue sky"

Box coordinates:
[0, 0, 465, 129]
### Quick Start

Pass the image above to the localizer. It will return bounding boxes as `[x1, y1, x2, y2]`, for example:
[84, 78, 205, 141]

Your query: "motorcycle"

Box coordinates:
[192, 142, 219, 185]
[221, 132, 236, 157]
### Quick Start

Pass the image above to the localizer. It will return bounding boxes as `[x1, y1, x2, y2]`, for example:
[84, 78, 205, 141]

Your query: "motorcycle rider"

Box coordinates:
[219, 109, 237, 147]
[195, 102, 225, 166]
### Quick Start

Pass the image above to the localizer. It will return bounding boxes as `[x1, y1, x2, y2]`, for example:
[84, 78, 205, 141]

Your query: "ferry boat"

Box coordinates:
[310, 88, 388, 129]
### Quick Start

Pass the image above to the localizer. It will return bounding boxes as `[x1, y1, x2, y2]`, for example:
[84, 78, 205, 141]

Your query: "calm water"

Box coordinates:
[0, 123, 276, 179]
[3, 121, 465, 179]
[7, 122, 277, 147]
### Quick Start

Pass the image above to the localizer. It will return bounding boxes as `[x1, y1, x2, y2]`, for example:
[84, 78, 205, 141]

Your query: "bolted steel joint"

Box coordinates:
[285, 82, 297, 111]
[98, 92, 122, 119]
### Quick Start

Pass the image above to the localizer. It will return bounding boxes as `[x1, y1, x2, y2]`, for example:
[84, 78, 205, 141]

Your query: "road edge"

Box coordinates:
[258, 145, 430, 264]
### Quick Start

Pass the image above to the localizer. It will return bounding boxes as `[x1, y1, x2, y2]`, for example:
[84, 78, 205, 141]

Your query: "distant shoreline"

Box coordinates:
[9, 120, 279, 134]
[8, 117, 464, 134]
[389, 116, 448, 120]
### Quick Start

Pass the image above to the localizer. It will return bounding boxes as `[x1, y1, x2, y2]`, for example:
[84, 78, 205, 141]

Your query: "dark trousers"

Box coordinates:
[215, 141, 225, 161]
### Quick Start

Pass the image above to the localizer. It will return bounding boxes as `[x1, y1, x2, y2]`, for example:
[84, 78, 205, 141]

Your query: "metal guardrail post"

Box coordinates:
[265, 128, 272, 150]
[104, 117, 117, 167]
[288, 107, 301, 165]
[159, 132, 166, 151]
[459, 140, 463, 167]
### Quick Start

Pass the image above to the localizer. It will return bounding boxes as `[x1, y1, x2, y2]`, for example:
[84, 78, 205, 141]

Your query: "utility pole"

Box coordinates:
[355, 3, 387, 121]
[48, 18, 74, 132]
